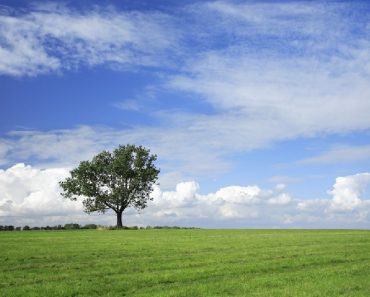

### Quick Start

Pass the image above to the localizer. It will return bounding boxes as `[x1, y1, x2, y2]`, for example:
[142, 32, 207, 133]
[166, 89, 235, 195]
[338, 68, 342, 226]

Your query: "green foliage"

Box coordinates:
[0, 225, 14, 231]
[63, 223, 80, 230]
[0, 229, 369, 296]
[82, 224, 97, 229]
[60, 144, 160, 227]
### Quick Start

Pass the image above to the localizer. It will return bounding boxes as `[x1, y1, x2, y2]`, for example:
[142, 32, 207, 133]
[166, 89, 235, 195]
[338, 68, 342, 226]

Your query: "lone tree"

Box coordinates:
[60, 145, 160, 228]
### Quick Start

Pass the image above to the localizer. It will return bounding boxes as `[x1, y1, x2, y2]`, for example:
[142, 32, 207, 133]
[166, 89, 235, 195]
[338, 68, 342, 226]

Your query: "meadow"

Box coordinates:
[1, 229, 369, 297]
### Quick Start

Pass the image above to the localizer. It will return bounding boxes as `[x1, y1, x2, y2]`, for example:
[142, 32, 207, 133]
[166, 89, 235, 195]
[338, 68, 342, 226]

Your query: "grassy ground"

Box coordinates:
[0, 229, 369, 297]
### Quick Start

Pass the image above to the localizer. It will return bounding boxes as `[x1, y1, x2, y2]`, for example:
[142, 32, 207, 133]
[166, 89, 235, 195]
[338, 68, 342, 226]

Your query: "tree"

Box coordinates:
[60, 145, 160, 228]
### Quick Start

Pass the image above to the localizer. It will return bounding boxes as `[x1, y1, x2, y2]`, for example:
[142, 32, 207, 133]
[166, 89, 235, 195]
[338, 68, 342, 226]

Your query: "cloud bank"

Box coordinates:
[1, 164, 369, 228]
[0, 163, 83, 226]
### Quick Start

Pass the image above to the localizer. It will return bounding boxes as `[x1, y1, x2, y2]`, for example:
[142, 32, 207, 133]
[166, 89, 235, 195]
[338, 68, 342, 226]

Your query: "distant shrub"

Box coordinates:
[64, 223, 80, 230]
[0, 223, 198, 231]
[97, 225, 116, 230]
[0, 225, 11, 231]
[119, 225, 139, 230]
[146, 225, 200, 230]
[83, 224, 97, 229]
[153, 226, 170, 229]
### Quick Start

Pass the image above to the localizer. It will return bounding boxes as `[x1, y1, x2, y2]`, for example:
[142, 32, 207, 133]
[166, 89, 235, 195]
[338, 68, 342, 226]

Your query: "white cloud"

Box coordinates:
[1, 164, 370, 228]
[328, 173, 370, 212]
[0, 125, 231, 189]
[268, 193, 291, 205]
[168, 51, 370, 144]
[163, 2, 370, 153]
[151, 181, 199, 208]
[275, 183, 287, 192]
[2, 3, 370, 179]
[115, 181, 294, 223]
[296, 144, 370, 165]
[295, 172, 370, 224]
[210, 185, 262, 204]
[0, 4, 177, 76]
[0, 140, 11, 165]
[1, 3, 370, 228]
[269, 176, 302, 184]
[297, 199, 329, 213]
[198, 1, 346, 38]
[113, 100, 141, 111]
[0, 163, 84, 225]
[2, 126, 117, 167]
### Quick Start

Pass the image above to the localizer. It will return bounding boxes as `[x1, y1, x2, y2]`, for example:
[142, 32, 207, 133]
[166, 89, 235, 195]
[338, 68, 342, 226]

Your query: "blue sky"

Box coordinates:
[1, 1, 370, 228]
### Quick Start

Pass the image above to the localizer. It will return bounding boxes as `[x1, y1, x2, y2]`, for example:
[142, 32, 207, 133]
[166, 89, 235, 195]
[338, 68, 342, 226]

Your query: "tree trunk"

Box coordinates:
[116, 211, 123, 229]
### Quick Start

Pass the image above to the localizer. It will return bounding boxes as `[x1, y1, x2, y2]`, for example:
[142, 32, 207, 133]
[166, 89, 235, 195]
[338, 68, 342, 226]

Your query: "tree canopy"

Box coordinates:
[60, 144, 160, 228]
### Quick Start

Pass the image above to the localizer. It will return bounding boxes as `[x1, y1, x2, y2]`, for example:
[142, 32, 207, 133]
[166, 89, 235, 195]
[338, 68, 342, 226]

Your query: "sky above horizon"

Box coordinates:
[1, 0, 370, 228]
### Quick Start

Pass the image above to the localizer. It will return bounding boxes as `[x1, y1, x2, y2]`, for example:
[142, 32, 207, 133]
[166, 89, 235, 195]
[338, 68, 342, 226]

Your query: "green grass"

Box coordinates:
[1, 229, 369, 297]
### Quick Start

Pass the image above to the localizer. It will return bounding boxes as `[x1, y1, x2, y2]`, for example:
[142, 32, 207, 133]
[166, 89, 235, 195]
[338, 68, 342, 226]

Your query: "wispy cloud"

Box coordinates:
[190, 1, 366, 55]
[0, 125, 231, 189]
[0, 4, 178, 76]
[1, 2, 370, 177]
[166, 1, 370, 151]
[269, 176, 303, 184]
[296, 144, 370, 165]
[112, 100, 141, 111]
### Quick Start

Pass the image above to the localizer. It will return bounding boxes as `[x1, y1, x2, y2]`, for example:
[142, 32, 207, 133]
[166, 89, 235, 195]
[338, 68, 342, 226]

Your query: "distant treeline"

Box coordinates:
[0, 224, 200, 231]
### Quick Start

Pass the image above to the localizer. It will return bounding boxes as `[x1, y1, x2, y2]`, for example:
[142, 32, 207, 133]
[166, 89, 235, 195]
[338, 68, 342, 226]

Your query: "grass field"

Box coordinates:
[1, 229, 369, 297]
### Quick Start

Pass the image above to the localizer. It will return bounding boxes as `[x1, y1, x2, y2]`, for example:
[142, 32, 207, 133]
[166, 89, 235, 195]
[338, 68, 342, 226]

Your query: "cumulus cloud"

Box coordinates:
[328, 173, 370, 212]
[142, 173, 370, 228]
[0, 163, 85, 226]
[297, 199, 329, 213]
[268, 193, 292, 205]
[147, 182, 295, 224]
[2, 164, 369, 228]
[295, 172, 370, 225]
